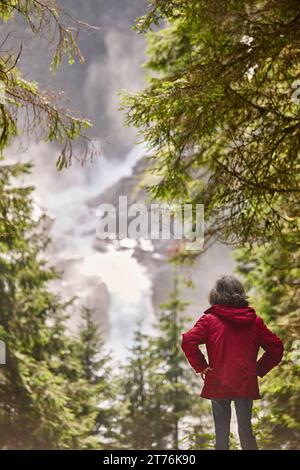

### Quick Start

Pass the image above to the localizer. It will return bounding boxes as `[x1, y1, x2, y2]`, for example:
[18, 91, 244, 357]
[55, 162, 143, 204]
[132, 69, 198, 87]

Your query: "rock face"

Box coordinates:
[88, 157, 148, 208]
[88, 156, 175, 302]
[88, 156, 236, 318]
[49, 255, 111, 334]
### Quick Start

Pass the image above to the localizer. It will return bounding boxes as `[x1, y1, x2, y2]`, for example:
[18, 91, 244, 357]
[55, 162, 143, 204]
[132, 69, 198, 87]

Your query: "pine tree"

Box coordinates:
[76, 307, 117, 449]
[119, 1, 300, 449]
[120, 0, 300, 253]
[148, 274, 210, 449]
[236, 239, 300, 450]
[117, 326, 168, 449]
[117, 275, 211, 450]
[0, 0, 113, 450]
[0, 1, 93, 167]
[0, 162, 114, 449]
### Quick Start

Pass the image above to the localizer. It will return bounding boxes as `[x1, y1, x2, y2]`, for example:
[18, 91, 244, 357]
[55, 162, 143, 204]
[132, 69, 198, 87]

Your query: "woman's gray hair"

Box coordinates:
[208, 275, 249, 307]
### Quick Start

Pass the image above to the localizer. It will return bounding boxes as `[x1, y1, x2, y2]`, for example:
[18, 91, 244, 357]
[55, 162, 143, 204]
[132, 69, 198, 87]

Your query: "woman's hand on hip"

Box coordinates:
[200, 367, 213, 380]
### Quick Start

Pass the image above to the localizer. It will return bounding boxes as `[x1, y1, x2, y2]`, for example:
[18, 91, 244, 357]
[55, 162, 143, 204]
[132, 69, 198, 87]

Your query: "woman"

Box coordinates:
[181, 275, 284, 450]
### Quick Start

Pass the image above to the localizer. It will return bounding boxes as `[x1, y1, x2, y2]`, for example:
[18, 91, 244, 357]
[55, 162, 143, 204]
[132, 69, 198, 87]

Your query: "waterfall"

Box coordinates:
[27, 140, 155, 360]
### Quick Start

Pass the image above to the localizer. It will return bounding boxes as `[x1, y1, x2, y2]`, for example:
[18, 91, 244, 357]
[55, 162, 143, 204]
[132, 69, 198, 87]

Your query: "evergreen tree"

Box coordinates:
[0, 162, 112, 449]
[120, 0, 300, 253]
[236, 239, 300, 450]
[117, 326, 168, 449]
[120, 1, 300, 449]
[0, 1, 109, 449]
[76, 307, 117, 449]
[148, 274, 210, 449]
[0, 1, 93, 167]
[117, 275, 211, 450]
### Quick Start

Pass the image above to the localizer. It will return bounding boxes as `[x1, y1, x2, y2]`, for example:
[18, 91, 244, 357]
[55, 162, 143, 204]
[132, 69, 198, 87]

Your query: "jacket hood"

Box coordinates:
[204, 303, 257, 324]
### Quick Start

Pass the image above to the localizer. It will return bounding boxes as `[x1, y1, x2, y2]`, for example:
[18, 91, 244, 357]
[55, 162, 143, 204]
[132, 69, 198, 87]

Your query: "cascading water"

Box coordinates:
[27, 141, 155, 361]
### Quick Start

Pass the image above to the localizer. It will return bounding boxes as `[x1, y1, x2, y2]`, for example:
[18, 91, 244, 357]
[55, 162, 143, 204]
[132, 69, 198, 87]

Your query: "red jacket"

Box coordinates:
[181, 304, 284, 399]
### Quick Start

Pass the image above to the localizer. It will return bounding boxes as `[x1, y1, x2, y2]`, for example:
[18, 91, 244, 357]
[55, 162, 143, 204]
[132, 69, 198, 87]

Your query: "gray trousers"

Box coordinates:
[211, 399, 258, 450]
